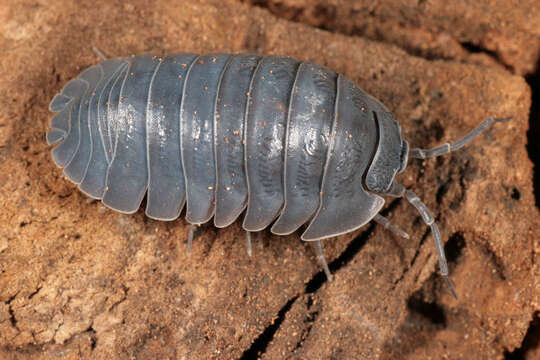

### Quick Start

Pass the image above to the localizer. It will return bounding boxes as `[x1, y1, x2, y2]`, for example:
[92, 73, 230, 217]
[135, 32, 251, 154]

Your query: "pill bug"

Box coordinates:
[47, 51, 510, 297]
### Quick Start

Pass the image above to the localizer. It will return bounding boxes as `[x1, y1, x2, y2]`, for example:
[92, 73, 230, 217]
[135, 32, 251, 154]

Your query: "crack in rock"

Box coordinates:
[291, 295, 320, 353]
[239, 296, 298, 359]
[240, 200, 410, 357]
[5, 292, 20, 333]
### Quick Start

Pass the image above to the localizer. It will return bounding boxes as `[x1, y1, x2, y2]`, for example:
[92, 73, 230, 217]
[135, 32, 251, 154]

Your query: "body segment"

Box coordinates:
[271, 62, 336, 235]
[102, 54, 160, 214]
[243, 56, 299, 232]
[79, 59, 126, 198]
[302, 76, 385, 240]
[146, 54, 198, 220]
[214, 54, 262, 228]
[180, 54, 232, 224]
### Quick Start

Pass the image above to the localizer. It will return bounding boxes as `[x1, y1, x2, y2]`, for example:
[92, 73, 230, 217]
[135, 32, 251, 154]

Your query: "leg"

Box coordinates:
[92, 46, 108, 61]
[313, 240, 333, 282]
[386, 183, 458, 299]
[187, 224, 196, 256]
[373, 214, 409, 239]
[245, 231, 253, 257]
[410, 116, 512, 159]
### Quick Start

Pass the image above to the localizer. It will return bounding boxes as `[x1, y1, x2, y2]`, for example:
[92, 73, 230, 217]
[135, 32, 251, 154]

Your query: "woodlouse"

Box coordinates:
[47, 51, 511, 296]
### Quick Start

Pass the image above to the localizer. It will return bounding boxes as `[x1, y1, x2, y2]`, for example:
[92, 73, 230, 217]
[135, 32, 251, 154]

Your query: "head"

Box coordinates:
[365, 110, 409, 195]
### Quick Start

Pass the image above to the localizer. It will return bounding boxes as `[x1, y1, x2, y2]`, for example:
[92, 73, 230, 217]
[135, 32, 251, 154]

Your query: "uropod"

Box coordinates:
[47, 50, 511, 297]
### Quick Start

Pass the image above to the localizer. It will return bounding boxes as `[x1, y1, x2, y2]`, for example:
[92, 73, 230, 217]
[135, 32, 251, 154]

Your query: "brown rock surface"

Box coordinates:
[0, 0, 538, 359]
[244, 0, 540, 75]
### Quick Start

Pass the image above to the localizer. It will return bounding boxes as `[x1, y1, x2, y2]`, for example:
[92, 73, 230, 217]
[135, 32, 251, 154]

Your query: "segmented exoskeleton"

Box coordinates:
[48, 51, 511, 297]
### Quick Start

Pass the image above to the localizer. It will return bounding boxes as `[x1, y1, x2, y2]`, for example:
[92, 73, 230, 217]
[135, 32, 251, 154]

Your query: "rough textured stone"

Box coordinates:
[244, 0, 540, 75]
[0, 0, 537, 359]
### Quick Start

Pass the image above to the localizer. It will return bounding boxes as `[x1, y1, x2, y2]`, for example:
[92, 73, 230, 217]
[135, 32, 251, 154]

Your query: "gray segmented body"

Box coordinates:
[49, 52, 510, 294]
[46, 53, 406, 241]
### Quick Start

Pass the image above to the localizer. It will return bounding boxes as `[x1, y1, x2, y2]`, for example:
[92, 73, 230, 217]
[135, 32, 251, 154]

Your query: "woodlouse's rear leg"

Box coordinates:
[187, 224, 196, 256]
[92, 46, 108, 61]
[186, 226, 258, 257]
[313, 240, 333, 282]
[386, 182, 458, 299]
[409, 116, 512, 159]
[245, 232, 253, 257]
[245, 231, 264, 256]
[373, 214, 409, 239]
